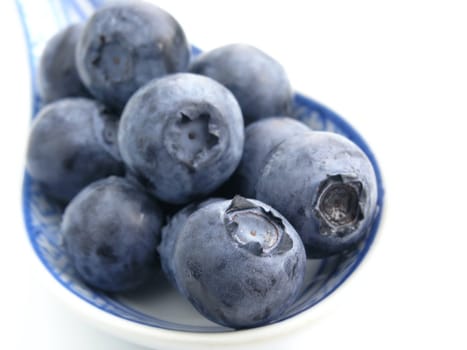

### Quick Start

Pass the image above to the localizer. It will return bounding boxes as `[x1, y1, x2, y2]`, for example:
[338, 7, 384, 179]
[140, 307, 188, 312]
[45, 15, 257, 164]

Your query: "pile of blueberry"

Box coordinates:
[26, 1, 378, 329]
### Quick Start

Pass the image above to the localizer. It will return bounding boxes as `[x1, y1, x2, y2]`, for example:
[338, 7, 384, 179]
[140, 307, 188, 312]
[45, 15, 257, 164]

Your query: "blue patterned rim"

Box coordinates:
[17, 0, 385, 333]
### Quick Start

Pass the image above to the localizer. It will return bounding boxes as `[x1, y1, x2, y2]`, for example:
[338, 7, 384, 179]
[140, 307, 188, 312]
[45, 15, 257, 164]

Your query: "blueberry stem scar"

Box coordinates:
[314, 175, 365, 237]
[224, 196, 292, 256]
[164, 110, 221, 170]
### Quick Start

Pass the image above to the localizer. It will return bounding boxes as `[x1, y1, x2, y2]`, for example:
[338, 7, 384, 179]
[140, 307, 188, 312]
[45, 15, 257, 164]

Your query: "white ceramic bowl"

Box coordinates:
[18, 0, 385, 348]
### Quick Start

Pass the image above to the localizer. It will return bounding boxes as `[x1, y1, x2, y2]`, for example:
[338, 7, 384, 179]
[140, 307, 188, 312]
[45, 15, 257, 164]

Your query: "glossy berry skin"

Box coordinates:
[26, 98, 123, 203]
[172, 196, 306, 328]
[189, 44, 293, 125]
[38, 24, 90, 103]
[235, 117, 310, 198]
[256, 132, 378, 258]
[118, 73, 244, 204]
[157, 198, 223, 289]
[76, 2, 190, 111]
[62, 176, 164, 292]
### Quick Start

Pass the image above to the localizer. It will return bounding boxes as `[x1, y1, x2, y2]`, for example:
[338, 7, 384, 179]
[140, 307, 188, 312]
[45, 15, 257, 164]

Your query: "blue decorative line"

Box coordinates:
[87, 0, 103, 9]
[191, 45, 202, 57]
[69, 0, 87, 21]
[15, 1, 38, 119]
[60, 0, 72, 24]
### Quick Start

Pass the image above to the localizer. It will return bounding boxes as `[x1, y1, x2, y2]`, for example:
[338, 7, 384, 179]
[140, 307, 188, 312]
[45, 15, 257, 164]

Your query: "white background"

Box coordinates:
[1, 0, 466, 349]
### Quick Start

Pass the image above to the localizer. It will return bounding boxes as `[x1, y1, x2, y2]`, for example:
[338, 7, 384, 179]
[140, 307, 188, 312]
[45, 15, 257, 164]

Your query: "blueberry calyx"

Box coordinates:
[91, 35, 134, 83]
[224, 196, 292, 256]
[164, 106, 224, 170]
[314, 175, 365, 237]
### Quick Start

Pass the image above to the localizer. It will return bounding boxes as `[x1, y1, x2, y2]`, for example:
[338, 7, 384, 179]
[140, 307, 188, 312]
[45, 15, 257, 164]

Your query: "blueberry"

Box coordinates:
[38, 24, 90, 103]
[118, 73, 244, 204]
[171, 196, 306, 328]
[189, 44, 293, 125]
[256, 132, 378, 257]
[235, 117, 311, 198]
[62, 176, 164, 292]
[76, 2, 190, 111]
[26, 98, 123, 203]
[158, 197, 224, 289]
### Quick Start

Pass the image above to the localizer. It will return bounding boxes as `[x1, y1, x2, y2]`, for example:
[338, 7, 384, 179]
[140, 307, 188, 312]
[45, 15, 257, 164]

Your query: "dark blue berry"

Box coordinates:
[76, 2, 190, 110]
[62, 176, 164, 292]
[38, 24, 90, 103]
[26, 98, 123, 203]
[171, 196, 306, 328]
[190, 44, 293, 124]
[256, 132, 378, 257]
[118, 73, 244, 204]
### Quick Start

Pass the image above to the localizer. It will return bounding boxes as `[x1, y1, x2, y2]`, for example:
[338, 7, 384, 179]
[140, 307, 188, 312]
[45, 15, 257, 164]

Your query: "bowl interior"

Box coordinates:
[19, 0, 384, 333]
